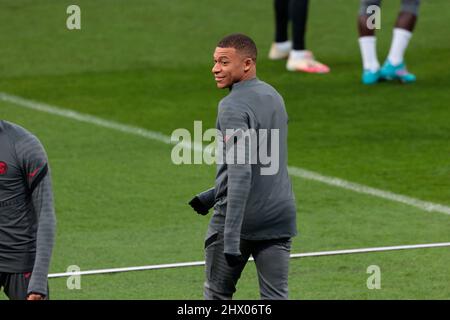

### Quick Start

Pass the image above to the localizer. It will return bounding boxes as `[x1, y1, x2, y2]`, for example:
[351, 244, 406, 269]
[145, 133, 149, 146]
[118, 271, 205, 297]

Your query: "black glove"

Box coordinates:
[188, 196, 210, 215]
[189, 187, 215, 216]
[224, 253, 245, 267]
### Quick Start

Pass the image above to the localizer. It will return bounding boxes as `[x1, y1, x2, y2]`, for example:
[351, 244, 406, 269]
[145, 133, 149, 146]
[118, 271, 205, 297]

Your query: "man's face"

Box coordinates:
[212, 47, 247, 89]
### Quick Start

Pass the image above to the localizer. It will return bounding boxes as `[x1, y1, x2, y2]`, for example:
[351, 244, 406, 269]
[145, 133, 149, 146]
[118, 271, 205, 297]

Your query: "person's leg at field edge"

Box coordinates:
[358, 0, 382, 84]
[203, 230, 251, 300]
[252, 238, 291, 300]
[269, 0, 329, 73]
[286, 0, 330, 73]
[269, 0, 292, 60]
[380, 0, 420, 83]
[358, 0, 420, 84]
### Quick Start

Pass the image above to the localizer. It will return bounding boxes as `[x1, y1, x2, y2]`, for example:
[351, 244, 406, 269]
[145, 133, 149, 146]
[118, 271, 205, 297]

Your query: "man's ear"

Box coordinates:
[243, 58, 253, 72]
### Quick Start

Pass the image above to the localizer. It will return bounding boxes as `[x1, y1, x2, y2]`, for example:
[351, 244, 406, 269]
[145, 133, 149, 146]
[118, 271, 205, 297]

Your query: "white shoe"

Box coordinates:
[286, 50, 330, 73]
[268, 42, 292, 60]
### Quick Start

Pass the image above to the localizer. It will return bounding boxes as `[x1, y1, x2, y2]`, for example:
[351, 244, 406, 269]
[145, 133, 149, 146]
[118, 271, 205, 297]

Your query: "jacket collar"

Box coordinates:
[230, 77, 258, 91]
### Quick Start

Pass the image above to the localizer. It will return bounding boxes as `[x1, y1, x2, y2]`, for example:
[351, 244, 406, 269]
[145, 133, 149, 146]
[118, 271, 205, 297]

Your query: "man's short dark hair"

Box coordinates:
[217, 33, 257, 62]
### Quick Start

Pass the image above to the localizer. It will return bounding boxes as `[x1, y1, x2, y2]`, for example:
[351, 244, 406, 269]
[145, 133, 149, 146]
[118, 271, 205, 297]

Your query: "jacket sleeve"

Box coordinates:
[15, 134, 56, 296]
[196, 187, 216, 209]
[218, 103, 252, 256]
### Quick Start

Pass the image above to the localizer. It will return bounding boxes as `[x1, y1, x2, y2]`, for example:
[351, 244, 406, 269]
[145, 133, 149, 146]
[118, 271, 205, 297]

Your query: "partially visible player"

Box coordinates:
[0, 120, 56, 300]
[269, 0, 330, 73]
[358, 0, 420, 84]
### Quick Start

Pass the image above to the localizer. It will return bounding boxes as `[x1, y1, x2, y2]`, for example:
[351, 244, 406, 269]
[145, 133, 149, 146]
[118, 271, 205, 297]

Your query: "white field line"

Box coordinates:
[1, 92, 449, 215]
[48, 242, 450, 278]
[287, 167, 450, 215]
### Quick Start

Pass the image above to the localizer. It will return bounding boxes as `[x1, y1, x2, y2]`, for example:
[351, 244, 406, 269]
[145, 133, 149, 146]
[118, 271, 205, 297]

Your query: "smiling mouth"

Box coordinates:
[215, 76, 225, 82]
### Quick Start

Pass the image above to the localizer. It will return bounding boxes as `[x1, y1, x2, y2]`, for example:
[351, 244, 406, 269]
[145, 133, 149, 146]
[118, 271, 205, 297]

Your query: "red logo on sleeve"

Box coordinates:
[0, 161, 7, 175]
[28, 167, 41, 178]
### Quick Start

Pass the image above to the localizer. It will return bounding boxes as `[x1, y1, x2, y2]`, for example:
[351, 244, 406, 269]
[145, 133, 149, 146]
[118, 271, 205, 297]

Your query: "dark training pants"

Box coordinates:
[274, 0, 309, 50]
[0, 272, 49, 300]
[204, 229, 292, 300]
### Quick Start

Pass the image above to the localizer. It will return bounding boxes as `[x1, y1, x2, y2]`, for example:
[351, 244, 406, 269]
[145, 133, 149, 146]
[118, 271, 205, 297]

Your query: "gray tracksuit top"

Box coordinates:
[209, 77, 297, 256]
[0, 120, 56, 296]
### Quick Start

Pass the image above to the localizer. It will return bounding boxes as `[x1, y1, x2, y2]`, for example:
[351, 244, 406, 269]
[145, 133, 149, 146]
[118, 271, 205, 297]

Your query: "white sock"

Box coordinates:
[289, 50, 309, 60]
[387, 28, 412, 66]
[358, 36, 380, 72]
[275, 41, 292, 52]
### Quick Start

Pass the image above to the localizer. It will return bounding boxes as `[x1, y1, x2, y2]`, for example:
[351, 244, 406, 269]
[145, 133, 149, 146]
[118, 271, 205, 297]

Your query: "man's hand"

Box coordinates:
[188, 196, 210, 215]
[189, 188, 215, 216]
[27, 293, 45, 300]
[224, 253, 245, 267]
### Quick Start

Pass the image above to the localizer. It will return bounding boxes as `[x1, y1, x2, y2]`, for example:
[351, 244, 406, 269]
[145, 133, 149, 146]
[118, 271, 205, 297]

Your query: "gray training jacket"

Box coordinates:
[0, 120, 56, 296]
[208, 77, 297, 256]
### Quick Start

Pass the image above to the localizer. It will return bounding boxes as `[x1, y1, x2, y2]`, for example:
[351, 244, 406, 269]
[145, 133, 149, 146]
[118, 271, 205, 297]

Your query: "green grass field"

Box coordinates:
[0, 0, 449, 300]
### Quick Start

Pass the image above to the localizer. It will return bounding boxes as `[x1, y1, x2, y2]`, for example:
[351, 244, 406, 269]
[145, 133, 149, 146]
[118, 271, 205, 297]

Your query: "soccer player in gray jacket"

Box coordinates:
[190, 34, 297, 300]
[0, 120, 56, 300]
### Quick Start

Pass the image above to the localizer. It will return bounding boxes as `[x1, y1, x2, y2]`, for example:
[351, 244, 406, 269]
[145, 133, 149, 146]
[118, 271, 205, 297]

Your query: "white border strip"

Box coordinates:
[1, 92, 449, 215]
[48, 242, 450, 278]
